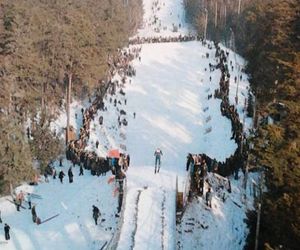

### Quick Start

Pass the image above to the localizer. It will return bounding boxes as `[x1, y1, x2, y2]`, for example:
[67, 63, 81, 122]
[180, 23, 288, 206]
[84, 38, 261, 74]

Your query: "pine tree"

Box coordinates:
[29, 112, 64, 172]
[0, 114, 34, 193]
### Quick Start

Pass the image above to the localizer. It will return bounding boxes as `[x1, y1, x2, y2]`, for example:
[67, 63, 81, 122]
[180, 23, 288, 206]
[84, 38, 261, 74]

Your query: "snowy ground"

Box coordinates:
[50, 100, 87, 140]
[135, 0, 193, 38]
[0, 0, 255, 250]
[0, 160, 119, 250]
[177, 172, 259, 250]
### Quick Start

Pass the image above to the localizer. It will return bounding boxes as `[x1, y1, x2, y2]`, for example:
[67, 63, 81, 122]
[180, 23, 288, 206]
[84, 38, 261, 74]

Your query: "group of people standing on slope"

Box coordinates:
[129, 34, 206, 45]
[1, 190, 42, 242]
[213, 42, 248, 177]
[63, 45, 141, 178]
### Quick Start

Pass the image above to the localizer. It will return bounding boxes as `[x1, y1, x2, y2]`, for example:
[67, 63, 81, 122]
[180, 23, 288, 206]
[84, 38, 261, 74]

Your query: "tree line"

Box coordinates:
[185, 0, 299, 249]
[0, 0, 142, 193]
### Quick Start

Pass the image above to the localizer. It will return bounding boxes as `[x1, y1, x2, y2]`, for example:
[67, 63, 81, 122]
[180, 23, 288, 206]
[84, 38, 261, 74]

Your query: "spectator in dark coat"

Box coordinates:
[31, 205, 37, 223]
[126, 154, 130, 167]
[59, 170, 65, 183]
[186, 153, 194, 171]
[4, 223, 10, 240]
[79, 164, 84, 176]
[92, 205, 101, 225]
[68, 167, 74, 183]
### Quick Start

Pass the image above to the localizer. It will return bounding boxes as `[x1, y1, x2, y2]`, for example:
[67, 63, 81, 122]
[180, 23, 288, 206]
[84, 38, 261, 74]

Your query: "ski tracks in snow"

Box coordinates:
[134, 187, 165, 250]
[161, 189, 167, 250]
[118, 168, 176, 250]
[131, 190, 142, 249]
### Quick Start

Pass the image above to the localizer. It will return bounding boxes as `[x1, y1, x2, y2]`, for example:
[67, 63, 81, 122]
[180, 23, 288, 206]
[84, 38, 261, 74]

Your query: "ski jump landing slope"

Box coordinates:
[116, 36, 248, 250]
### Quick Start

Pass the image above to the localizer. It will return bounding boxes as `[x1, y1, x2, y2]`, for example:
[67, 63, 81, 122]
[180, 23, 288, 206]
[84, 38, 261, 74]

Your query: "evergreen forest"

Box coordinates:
[185, 0, 299, 249]
[0, 0, 142, 193]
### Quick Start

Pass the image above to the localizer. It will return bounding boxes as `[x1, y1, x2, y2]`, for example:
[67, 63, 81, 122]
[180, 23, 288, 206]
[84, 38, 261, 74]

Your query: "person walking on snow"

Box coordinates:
[154, 148, 163, 174]
[79, 164, 84, 176]
[92, 205, 101, 225]
[4, 223, 10, 240]
[59, 170, 65, 183]
[68, 167, 74, 183]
